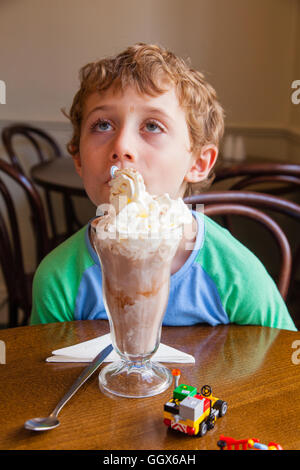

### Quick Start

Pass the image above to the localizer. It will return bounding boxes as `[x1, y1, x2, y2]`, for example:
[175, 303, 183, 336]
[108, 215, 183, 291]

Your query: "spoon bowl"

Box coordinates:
[110, 165, 118, 178]
[25, 416, 60, 431]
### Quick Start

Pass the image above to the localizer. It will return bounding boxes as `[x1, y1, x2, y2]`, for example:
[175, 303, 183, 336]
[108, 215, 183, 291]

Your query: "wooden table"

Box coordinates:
[0, 320, 299, 450]
[30, 157, 93, 236]
[30, 157, 86, 197]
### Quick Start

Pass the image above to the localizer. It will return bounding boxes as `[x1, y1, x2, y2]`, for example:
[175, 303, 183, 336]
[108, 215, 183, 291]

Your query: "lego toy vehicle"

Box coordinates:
[163, 370, 228, 437]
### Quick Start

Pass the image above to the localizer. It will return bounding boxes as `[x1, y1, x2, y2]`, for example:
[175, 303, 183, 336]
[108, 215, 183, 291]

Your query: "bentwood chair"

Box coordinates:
[213, 162, 300, 314]
[0, 159, 49, 327]
[214, 162, 300, 194]
[184, 191, 300, 306]
[1, 123, 81, 244]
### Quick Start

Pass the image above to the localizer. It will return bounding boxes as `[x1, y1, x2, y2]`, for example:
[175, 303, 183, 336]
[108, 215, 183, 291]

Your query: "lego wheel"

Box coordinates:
[217, 440, 227, 450]
[207, 414, 216, 430]
[197, 421, 208, 437]
[213, 400, 228, 417]
[200, 385, 212, 397]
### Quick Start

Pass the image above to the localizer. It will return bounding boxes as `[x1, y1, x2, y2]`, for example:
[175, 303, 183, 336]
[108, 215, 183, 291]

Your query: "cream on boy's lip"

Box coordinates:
[105, 166, 119, 183]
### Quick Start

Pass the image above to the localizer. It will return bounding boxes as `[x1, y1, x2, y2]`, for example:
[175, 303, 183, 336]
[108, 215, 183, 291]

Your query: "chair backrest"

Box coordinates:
[1, 123, 62, 174]
[184, 191, 300, 300]
[1, 123, 69, 243]
[214, 162, 300, 194]
[0, 158, 49, 264]
[0, 177, 23, 303]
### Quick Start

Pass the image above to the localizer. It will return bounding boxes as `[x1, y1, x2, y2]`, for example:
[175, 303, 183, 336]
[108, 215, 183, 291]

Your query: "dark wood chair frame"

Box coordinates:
[214, 163, 300, 188]
[0, 159, 49, 327]
[1, 123, 81, 243]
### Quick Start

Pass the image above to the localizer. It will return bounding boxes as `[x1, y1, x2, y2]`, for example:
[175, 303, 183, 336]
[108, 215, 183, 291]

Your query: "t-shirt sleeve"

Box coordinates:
[30, 226, 92, 325]
[30, 253, 75, 325]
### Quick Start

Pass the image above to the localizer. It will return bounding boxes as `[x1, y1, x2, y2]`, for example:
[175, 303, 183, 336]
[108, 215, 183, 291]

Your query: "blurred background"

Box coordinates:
[0, 0, 299, 326]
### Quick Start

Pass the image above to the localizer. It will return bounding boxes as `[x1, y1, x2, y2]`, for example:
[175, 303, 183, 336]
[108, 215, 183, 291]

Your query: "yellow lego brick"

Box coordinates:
[163, 411, 175, 420]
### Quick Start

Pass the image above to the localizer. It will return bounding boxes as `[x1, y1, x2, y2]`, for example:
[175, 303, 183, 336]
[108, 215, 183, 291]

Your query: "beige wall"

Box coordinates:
[290, 0, 300, 132]
[0, 0, 299, 130]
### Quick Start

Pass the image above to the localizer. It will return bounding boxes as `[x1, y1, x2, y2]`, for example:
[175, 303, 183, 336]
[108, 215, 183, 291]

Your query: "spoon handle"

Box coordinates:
[50, 344, 113, 418]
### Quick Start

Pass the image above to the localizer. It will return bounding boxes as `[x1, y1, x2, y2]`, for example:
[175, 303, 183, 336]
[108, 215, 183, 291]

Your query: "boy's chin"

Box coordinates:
[88, 193, 110, 209]
[95, 184, 111, 205]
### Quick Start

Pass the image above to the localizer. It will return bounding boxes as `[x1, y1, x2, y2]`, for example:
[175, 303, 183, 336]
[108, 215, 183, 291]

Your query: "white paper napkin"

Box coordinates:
[45, 333, 194, 364]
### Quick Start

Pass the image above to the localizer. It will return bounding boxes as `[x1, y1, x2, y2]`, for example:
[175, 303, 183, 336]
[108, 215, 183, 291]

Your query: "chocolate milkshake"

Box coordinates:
[91, 168, 192, 397]
[92, 232, 177, 360]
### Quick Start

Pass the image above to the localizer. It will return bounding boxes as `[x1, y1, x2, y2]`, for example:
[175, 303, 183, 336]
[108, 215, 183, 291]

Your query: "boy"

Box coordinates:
[30, 43, 296, 331]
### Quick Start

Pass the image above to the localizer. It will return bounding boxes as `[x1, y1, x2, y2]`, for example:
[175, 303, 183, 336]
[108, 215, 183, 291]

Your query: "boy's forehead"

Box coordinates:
[82, 84, 183, 119]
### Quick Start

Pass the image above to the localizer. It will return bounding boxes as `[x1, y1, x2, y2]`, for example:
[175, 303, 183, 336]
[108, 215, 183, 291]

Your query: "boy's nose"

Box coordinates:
[111, 152, 134, 163]
[109, 128, 137, 164]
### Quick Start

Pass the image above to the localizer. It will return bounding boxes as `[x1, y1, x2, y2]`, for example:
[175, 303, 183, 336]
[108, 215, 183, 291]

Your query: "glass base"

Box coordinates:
[98, 359, 172, 398]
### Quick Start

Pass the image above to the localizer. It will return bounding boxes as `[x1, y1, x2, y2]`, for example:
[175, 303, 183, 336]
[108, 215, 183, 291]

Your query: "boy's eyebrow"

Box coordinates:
[84, 105, 174, 123]
[145, 107, 174, 122]
[85, 105, 114, 121]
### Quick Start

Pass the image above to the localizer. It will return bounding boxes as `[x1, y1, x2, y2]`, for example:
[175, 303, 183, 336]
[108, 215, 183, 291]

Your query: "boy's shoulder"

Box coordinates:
[36, 224, 93, 278]
[197, 214, 265, 269]
[30, 225, 95, 325]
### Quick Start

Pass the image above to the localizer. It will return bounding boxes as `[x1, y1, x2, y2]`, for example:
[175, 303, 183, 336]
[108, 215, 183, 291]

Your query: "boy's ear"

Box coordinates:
[72, 152, 82, 178]
[184, 144, 218, 183]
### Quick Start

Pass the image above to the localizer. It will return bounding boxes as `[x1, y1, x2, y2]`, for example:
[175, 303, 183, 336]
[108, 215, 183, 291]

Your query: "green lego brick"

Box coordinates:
[173, 384, 197, 401]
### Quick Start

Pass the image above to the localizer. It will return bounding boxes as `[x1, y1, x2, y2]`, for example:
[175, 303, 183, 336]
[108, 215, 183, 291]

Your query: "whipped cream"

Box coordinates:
[93, 168, 192, 259]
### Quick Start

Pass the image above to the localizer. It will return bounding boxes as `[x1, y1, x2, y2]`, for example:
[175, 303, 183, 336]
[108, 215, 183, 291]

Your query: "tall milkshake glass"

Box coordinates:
[91, 220, 181, 398]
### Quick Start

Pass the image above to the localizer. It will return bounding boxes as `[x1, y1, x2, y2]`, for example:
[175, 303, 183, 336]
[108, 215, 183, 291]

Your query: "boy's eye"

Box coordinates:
[91, 119, 113, 132]
[144, 120, 164, 133]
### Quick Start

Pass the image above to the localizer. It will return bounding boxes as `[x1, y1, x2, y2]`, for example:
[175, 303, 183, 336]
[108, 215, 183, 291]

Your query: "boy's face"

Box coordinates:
[73, 84, 217, 206]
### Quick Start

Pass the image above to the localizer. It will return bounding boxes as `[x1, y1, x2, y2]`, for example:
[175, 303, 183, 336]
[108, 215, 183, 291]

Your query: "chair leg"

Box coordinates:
[44, 189, 58, 240]
[291, 245, 300, 287]
[63, 194, 81, 237]
[287, 244, 300, 303]
[8, 302, 19, 328]
[21, 307, 31, 326]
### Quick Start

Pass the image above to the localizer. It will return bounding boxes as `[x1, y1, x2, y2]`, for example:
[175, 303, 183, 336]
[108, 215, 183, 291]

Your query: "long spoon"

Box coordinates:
[110, 165, 118, 178]
[24, 343, 113, 431]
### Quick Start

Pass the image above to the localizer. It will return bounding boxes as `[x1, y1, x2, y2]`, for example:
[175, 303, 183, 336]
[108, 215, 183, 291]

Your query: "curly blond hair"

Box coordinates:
[63, 43, 224, 195]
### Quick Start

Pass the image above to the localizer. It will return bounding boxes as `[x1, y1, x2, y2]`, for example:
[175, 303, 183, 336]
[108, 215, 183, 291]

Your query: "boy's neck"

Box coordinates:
[170, 215, 197, 275]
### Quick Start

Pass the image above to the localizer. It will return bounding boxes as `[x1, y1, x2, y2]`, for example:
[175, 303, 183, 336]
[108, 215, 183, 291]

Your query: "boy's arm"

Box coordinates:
[30, 225, 93, 325]
[225, 260, 297, 331]
[30, 259, 75, 325]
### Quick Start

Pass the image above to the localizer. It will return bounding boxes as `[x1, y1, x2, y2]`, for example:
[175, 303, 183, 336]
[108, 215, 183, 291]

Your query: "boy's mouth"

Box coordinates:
[105, 172, 114, 184]
[105, 166, 119, 184]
